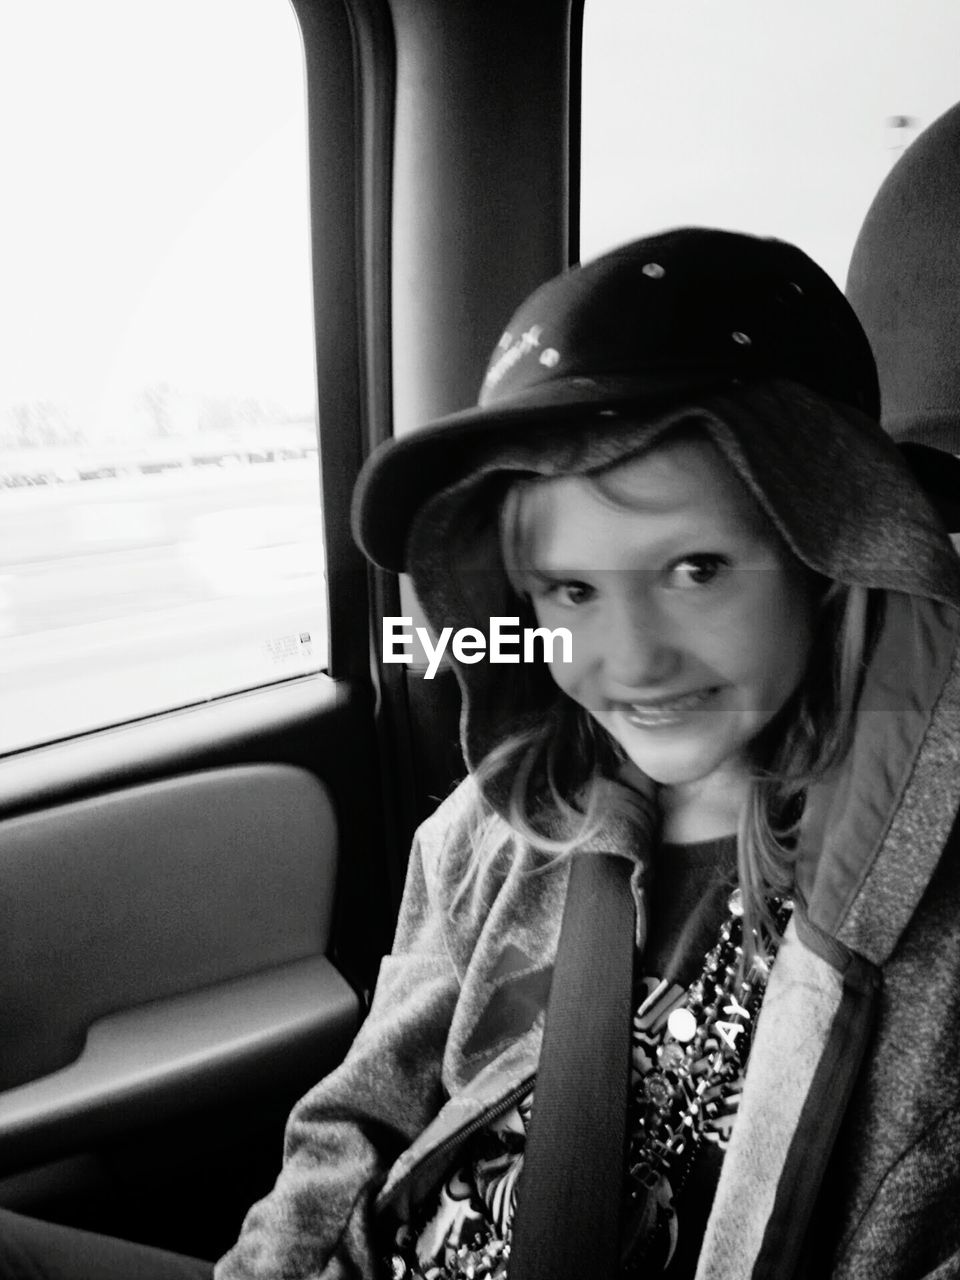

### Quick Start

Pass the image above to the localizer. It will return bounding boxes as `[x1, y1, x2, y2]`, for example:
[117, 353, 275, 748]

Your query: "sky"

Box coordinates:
[1, 0, 959, 444]
[0, 0, 316, 440]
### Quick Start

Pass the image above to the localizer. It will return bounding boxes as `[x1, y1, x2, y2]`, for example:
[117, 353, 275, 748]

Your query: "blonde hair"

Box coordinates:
[458, 426, 880, 969]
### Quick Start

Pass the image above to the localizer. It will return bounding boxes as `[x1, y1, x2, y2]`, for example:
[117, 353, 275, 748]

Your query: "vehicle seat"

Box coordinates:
[846, 100, 960, 535]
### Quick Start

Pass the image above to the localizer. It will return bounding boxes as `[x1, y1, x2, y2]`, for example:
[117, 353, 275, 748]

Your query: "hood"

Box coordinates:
[408, 378, 960, 810]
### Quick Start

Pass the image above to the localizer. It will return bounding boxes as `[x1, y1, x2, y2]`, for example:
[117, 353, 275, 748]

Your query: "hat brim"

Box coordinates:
[353, 376, 960, 573]
[898, 442, 960, 534]
[351, 370, 734, 571]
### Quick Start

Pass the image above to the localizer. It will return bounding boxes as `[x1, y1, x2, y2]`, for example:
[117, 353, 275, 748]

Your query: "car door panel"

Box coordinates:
[1, 762, 343, 1092]
[0, 673, 386, 1256]
[0, 953, 357, 1177]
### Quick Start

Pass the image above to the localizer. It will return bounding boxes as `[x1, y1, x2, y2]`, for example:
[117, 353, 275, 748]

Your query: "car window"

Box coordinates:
[0, 0, 325, 755]
[581, 0, 960, 286]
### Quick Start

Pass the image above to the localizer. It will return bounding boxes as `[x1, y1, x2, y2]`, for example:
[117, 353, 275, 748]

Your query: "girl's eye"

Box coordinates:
[667, 554, 729, 589]
[543, 579, 595, 607]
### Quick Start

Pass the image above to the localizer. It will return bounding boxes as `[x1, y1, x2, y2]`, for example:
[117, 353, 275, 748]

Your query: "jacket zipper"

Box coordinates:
[751, 921, 880, 1280]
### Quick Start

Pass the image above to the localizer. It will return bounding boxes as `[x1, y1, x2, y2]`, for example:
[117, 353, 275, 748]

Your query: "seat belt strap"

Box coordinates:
[509, 851, 636, 1280]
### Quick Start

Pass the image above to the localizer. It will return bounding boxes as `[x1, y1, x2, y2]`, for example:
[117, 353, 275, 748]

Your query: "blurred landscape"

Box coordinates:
[0, 429, 326, 754]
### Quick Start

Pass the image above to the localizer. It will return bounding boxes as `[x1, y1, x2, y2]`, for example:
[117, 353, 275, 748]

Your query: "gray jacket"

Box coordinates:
[217, 592, 960, 1280]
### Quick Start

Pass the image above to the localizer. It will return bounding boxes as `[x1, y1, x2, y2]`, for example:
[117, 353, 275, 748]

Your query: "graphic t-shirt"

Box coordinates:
[388, 836, 745, 1280]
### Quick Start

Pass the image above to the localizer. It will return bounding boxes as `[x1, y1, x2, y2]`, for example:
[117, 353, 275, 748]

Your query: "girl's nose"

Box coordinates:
[602, 594, 679, 689]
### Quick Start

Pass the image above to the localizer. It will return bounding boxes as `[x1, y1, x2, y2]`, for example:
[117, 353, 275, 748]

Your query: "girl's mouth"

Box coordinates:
[616, 687, 720, 728]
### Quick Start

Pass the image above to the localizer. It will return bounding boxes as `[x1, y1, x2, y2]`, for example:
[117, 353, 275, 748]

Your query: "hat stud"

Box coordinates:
[641, 262, 665, 279]
[539, 348, 560, 368]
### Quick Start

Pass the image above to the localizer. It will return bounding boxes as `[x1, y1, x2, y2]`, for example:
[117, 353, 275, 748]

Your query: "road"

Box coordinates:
[0, 460, 328, 754]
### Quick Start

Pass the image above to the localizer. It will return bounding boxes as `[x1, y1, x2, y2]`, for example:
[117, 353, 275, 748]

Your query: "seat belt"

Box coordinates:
[509, 851, 636, 1280]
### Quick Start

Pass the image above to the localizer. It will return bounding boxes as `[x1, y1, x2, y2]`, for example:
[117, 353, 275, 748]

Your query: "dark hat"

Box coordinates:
[352, 227, 881, 571]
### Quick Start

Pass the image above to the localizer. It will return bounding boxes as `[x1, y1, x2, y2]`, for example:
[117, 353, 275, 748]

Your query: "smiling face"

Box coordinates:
[512, 432, 819, 802]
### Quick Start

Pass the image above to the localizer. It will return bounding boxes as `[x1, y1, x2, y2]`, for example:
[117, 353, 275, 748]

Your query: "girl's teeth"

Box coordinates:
[622, 689, 714, 725]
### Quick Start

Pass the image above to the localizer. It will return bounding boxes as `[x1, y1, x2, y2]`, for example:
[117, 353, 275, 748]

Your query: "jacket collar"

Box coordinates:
[797, 594, 960, 965]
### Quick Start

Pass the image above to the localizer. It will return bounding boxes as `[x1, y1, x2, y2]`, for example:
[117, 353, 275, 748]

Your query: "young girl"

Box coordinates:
[214, 228, 960, 1278]
[2, 229, 959, 1280]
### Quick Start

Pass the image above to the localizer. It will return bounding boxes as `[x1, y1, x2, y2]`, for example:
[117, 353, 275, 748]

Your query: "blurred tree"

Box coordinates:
[3, 400, 80, 448]
[140, 382, 176, 437]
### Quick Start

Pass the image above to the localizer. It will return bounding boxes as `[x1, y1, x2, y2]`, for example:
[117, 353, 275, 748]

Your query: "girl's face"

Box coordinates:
[519, 435, 818, 791]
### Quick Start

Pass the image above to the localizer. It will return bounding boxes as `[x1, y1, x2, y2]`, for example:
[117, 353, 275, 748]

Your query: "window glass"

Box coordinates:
[582, 1, 960, 286]
[0, 0, 324, 754]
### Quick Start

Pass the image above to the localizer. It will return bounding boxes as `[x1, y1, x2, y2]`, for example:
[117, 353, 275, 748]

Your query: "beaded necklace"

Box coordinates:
[621, 888, 793, 1268]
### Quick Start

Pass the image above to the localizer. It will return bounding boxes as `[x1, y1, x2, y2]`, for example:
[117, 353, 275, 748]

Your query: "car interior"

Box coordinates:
[1, 0, 957, 1264]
